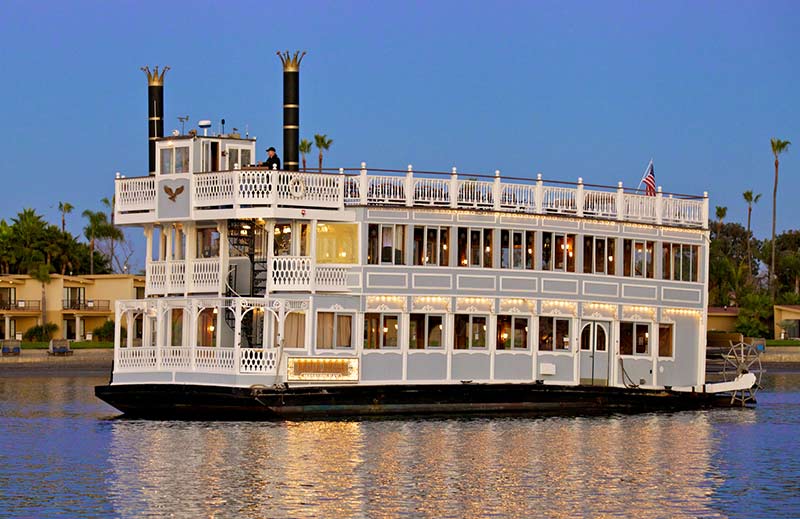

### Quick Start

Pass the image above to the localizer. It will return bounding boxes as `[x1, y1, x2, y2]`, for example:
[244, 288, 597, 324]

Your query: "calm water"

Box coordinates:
[0, 373, 798, 519]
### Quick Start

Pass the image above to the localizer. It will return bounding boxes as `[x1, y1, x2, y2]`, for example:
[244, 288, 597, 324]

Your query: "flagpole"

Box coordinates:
[636, 159, 653, 191]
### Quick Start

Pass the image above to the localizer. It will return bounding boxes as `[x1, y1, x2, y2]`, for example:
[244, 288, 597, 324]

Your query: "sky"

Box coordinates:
[0, 0, 798, 270]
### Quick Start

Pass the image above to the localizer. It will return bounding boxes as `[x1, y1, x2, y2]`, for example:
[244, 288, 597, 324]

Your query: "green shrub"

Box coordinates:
[23, 323, 59, 342]
[93, 320, 125, 341]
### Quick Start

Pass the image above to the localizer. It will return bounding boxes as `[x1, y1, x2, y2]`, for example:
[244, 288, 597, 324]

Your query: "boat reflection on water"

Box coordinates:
[106, 410, 749, 518]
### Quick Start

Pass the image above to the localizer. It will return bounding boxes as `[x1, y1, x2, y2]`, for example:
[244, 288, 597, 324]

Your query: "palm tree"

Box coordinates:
[742, 190, 762, 280]
[58, 201, 73, 233]
[770, 138, 791, 300]
[82, 209, 118, 275]
[28, 261, 52, 328]
[314, 134, 333, 172]
[299, 139, 312, 172]
[101, 196, 123, 271]
[715, 205, 727, 234]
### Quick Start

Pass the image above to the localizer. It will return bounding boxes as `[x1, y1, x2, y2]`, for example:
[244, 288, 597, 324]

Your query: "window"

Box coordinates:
[658, 323, 673, 357]
[367, 224, 405, 265]
[160, 146, 190, 174]
[497, 315, 529, 350]
[196, 228, 220, 258]
[538, 316, 571, 351]
[583, 236, 616, 275]
[409, 314, 444, 349]
[454, 314, 487, 349]
[170, 308, 184, 347]
[227, 147, 252, 169]
[500, 230, 535, 270]
[457, 228, 493, 267]
[412, 226, 449, 266]
[662, 243, 699, 282]
[622, 239, 655, 278]
[197, 308, 218, 347]
[542, 233, 576, 272]
[271, 312, 306, 348]
[364, 313, 399, 349]
[317, 223, 358, 264]
[316, 312, 353, 349]
[620, 322, 650, 356]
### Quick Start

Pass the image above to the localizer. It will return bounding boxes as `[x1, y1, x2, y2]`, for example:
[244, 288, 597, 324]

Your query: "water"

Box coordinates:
[0, 373, 798, 519]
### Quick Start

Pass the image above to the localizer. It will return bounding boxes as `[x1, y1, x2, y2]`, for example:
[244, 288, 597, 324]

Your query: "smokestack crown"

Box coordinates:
[141, 65, 170, 86]
[277, 51, 306, 72]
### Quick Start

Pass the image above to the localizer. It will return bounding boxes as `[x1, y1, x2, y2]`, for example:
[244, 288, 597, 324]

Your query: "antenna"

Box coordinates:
[198, 120, 211, 136]
[221, 118, 226, 135]
[178, 115, 189, 134]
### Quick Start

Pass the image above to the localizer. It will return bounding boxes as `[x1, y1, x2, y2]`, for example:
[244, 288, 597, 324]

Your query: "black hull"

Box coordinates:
[95, 382, 739, 420]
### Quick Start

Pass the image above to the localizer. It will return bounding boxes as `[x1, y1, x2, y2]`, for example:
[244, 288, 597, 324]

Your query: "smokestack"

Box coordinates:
[141, 66, 170, 175]
[277, 51, 305, 172]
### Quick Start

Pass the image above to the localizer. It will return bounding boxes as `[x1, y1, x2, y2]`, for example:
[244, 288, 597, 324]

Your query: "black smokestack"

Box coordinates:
[141, 66, 170, 175]
[277, 51, 305, 172]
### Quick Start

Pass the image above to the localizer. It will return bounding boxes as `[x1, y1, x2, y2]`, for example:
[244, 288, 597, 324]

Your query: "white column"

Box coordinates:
[488, 313, 497, 381]
[616, 182, 625, 221]
[126, 311, 134, 349]
[158, 225, 166, 261]
[155, 300, 165, 370]
[266, 220, 276, 293]
[655, 186, 663, 225]
[493, 170, 501, 211]
[338, 168, 345, 209]
[234, 298, 243, 350]
[449, 167, 458, 209]
[535, 173, 544, 214]
[4, 315, 10, 340]
[144, 225, 154, 263]
[310, 219, 318, 293]
[359, 162, 368, 205]
[405, 165, 414, 207]
[701, 191, 709, 230]
[189, 300, 198, 371]
[184, 223, 196, 296]
[217, 220, 228, 297]
[576, 177, 584, 217]
[75, 315, 81, 341]
[113, 302, 122, 369]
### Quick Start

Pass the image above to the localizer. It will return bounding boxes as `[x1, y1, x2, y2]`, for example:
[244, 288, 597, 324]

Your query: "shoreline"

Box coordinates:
[2, 348, 799, 376]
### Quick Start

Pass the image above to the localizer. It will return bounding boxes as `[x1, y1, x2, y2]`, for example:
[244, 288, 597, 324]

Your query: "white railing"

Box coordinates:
[316, 265, 350, 291]
[239, 348, 278, 374]
[541, 186, 578, 214]
[271, 256, 312, 290]
[116, 168, 708, 229]
[624, 193, 657, 223]
[147, 260, 190, 295]
[413, 177, 451, 206]
[161, 346, 191, 370]
[189, 258, 221, 293]
[116, 176, 156, 212]
[117, 347, 157, 371]
[146, 262, 167, 295]
[194, 346, 236, 373]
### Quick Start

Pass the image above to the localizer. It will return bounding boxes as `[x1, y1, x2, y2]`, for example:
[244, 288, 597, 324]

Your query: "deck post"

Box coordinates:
[535, 173, 544, 214]
[616, 182, 625, 221]
[338, 168, 345, 209]
[359, 162, 368, 205]
[268, 167, 278, 206]
[217, 220, 228, 297]
[655, 187, 663, 225]
[189, 299, 198, 371]
[449, 167, 458, 208]
[113, 301, 122, 370]
[234, 298, 243, 352]
[576, 177, 584, 217]
[493, 170, 501, 211]
[155, 300, 164, 371]
[310, 219, 318, 292]
[702, 191, 709, 230]
[405, 165, 414, 207]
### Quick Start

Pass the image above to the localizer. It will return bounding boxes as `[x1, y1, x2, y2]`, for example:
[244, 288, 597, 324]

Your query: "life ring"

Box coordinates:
[289, 177, 306, 198]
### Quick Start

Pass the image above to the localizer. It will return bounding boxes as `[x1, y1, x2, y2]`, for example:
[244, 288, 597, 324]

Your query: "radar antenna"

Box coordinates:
[178, 115, 190, 135]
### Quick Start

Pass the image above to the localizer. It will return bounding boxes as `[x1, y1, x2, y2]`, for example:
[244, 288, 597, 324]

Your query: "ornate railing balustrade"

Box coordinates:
[116, 166, 708, 228]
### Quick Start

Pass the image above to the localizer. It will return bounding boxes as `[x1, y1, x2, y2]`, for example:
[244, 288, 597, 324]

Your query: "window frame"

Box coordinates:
[496, 314, 530, 351]
[619, 321, 651, 357]
[537, 316, 572, 352]
[412, 226, 450, 266]
[368, 224, 406, 265]
[457, 227, 494, 268]
[315, 311, 355, 350]
[453, 313, 489, 350]
[363, 312, 400, 350]
[622, 239, 655, 278]
[662, 243, 699, 282]
[500, 229, 535, 270]
[409, 313, 445, 350]
[159, 145, 190, 174]
[583, 235, 616, 275]
[658, 322, 674, 358]
[541, 232, 576, 272]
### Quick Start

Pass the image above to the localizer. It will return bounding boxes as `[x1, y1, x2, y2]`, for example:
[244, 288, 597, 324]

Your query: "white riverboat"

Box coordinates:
[96, 57, 756, 417]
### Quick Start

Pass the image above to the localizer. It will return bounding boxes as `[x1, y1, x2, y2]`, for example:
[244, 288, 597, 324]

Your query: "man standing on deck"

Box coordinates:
[265, 147, 281, 170]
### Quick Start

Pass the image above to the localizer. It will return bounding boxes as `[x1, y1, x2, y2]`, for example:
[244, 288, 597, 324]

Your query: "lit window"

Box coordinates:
[542, 233, 576, 272]
[409, 314, 444, 349]
[538, 316, 571, 351]
[364, 313, 399, 349]
[412, 226, 449, 266]
[620, 322, 650, 356]
[367, 224, 405, 265]
[497, 315, 529, 350]
[658, 323, 673, 357]
[454, 314, 488, 349]
[316, 312, 353, 349]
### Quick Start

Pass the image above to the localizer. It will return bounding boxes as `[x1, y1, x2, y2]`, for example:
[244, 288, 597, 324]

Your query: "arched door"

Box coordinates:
[579, 321, 610, 386]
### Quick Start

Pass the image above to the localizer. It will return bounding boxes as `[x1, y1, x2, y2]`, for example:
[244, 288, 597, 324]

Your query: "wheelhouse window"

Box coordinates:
[316, 312, 353, 349]
[583, 236, 616, 275]
[538, 316, 571, 351]
[620, 322, 650, 356]
[412, 226, 449, 266]
[367, 224, 405, 265]
[160, 146, 190, 174]
[457, 228, 493, 268]
[658, 323, 673, 357]
[454, 314, 487, 349]
[196, 228, 220, 258]
[541, 233, 576, 272]
[317, 223, 358, 264]
[197, 307, 218, 347]
[500, 230, 535, 270]
[622, 239, 655, 278]
[662, 243, 699, 282]
[497, 315, 529, 350]
[227, 147, 252, 169]
[409, 314, 444, 349]
[364, 313, 399, 349]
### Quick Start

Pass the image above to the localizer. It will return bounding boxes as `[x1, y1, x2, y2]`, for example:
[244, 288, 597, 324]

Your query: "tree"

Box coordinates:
[770, 137, 791, 300]
[101, 196, 124, 272]
[58, 201, 73, 233]
[742, 190, 762, 281]
[82, 209, 119, 275]
[314, 134, 333, 172]
[715, 206, 727, 234]
[28, 261, 52, 328]
[299, 138, 312, 172]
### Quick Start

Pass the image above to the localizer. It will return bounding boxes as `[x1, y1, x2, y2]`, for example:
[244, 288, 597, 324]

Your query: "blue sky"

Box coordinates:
[0, 1, 797, 269]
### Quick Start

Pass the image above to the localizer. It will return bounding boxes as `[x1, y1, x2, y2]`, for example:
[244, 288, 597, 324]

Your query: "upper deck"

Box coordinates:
[115, 164, 708, 229]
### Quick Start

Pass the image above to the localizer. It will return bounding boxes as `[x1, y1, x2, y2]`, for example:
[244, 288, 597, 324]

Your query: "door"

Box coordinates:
[579, 321, 610, 386]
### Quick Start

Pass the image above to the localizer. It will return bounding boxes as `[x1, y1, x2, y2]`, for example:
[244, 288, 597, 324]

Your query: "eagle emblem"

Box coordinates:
[163, 185, 185, 202]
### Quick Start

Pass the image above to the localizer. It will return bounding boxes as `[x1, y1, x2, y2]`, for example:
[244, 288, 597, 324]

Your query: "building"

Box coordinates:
[707, 306, 739, 333]
[0, 274, 145, 340]
[774, 305, 800, 340]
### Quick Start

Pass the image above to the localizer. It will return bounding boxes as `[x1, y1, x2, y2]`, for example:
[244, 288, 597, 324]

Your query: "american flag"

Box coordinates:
[642, 160, 656, 196]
